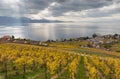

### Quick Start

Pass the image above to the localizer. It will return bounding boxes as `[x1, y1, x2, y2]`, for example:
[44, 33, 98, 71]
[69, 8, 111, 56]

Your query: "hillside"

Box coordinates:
[0, 43, 120, 79]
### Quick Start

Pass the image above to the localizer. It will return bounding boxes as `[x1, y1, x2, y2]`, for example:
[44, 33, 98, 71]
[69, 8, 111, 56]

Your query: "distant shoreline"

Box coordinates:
[0, 33, 120, 42]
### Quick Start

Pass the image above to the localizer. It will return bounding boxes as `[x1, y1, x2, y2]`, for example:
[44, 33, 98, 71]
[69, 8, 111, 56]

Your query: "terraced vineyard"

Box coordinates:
[0, 43, 120, 79]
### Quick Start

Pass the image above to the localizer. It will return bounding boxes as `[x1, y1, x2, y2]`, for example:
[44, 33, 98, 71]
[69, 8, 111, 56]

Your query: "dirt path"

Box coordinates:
[28, 73, 44, 79]
[28, 74, 39, 79]
[0, 76, 4, 79]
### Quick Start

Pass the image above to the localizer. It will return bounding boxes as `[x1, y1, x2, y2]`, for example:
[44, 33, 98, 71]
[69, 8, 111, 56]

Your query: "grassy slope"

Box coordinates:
[50, 42, 120, 58]
[76, 56, 88, 79]
[111, 43, 120, 52]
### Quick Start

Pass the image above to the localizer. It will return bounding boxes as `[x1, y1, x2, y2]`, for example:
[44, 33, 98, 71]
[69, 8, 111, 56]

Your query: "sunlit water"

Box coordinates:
[0, 23, 120, 41]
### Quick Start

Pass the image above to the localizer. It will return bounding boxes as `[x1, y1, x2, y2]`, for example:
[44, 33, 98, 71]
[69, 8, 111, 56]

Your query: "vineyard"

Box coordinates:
[0, 43, 120, 79]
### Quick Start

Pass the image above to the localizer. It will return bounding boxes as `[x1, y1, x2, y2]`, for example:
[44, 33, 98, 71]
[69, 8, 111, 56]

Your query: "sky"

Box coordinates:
[0, 0, 120, 22]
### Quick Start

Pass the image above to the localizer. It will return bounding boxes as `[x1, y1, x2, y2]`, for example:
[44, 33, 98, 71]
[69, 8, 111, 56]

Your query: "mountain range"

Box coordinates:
[0, 16, 66, 25]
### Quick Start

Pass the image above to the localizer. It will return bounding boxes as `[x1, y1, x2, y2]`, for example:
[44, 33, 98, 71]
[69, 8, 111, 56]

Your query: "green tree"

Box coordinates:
[92, 33, 98, 38]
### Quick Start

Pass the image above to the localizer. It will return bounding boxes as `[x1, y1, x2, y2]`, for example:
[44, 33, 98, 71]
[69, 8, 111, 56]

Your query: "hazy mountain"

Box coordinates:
[0, 16, 65, 25]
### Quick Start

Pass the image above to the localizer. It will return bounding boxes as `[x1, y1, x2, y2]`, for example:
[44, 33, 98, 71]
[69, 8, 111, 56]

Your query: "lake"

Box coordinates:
[0, 23, 120, 41]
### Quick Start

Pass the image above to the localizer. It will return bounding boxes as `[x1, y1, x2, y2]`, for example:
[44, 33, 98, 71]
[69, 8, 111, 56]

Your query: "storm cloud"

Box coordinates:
[0, 0, 120, 22]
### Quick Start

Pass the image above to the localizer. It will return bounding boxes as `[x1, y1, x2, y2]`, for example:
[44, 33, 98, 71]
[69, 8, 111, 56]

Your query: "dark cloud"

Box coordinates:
[19, 0, 54, 14]
[56, 0, 71, 3]
[0, 0, 120, 20]
[18, 0, 118, 17]
[50, 0, 115, 16]
[81, 3, 120, 18]
[0, 0, 54, 16]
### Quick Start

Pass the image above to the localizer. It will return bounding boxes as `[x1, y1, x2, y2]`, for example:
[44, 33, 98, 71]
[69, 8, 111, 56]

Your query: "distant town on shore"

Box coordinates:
[0, 33, 120, 52]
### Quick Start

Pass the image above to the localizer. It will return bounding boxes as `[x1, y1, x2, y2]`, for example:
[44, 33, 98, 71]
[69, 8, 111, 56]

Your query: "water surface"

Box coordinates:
[0, 23, 120, 41]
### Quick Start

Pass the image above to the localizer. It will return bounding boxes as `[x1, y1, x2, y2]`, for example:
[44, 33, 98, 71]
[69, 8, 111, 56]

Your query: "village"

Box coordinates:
[0, 33, 120, 52]
[0, 35, 48, 46]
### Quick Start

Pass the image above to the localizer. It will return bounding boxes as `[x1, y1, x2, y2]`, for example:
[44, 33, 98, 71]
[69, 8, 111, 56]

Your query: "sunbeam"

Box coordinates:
[3, 0, 22, 24]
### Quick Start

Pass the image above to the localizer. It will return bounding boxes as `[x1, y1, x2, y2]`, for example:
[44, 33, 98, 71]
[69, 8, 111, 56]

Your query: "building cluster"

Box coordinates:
[87, 34, 120, 49]
[0, 34, 120, 48]
[0, 35, 11, 43]
[0, 35, 48, 46]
